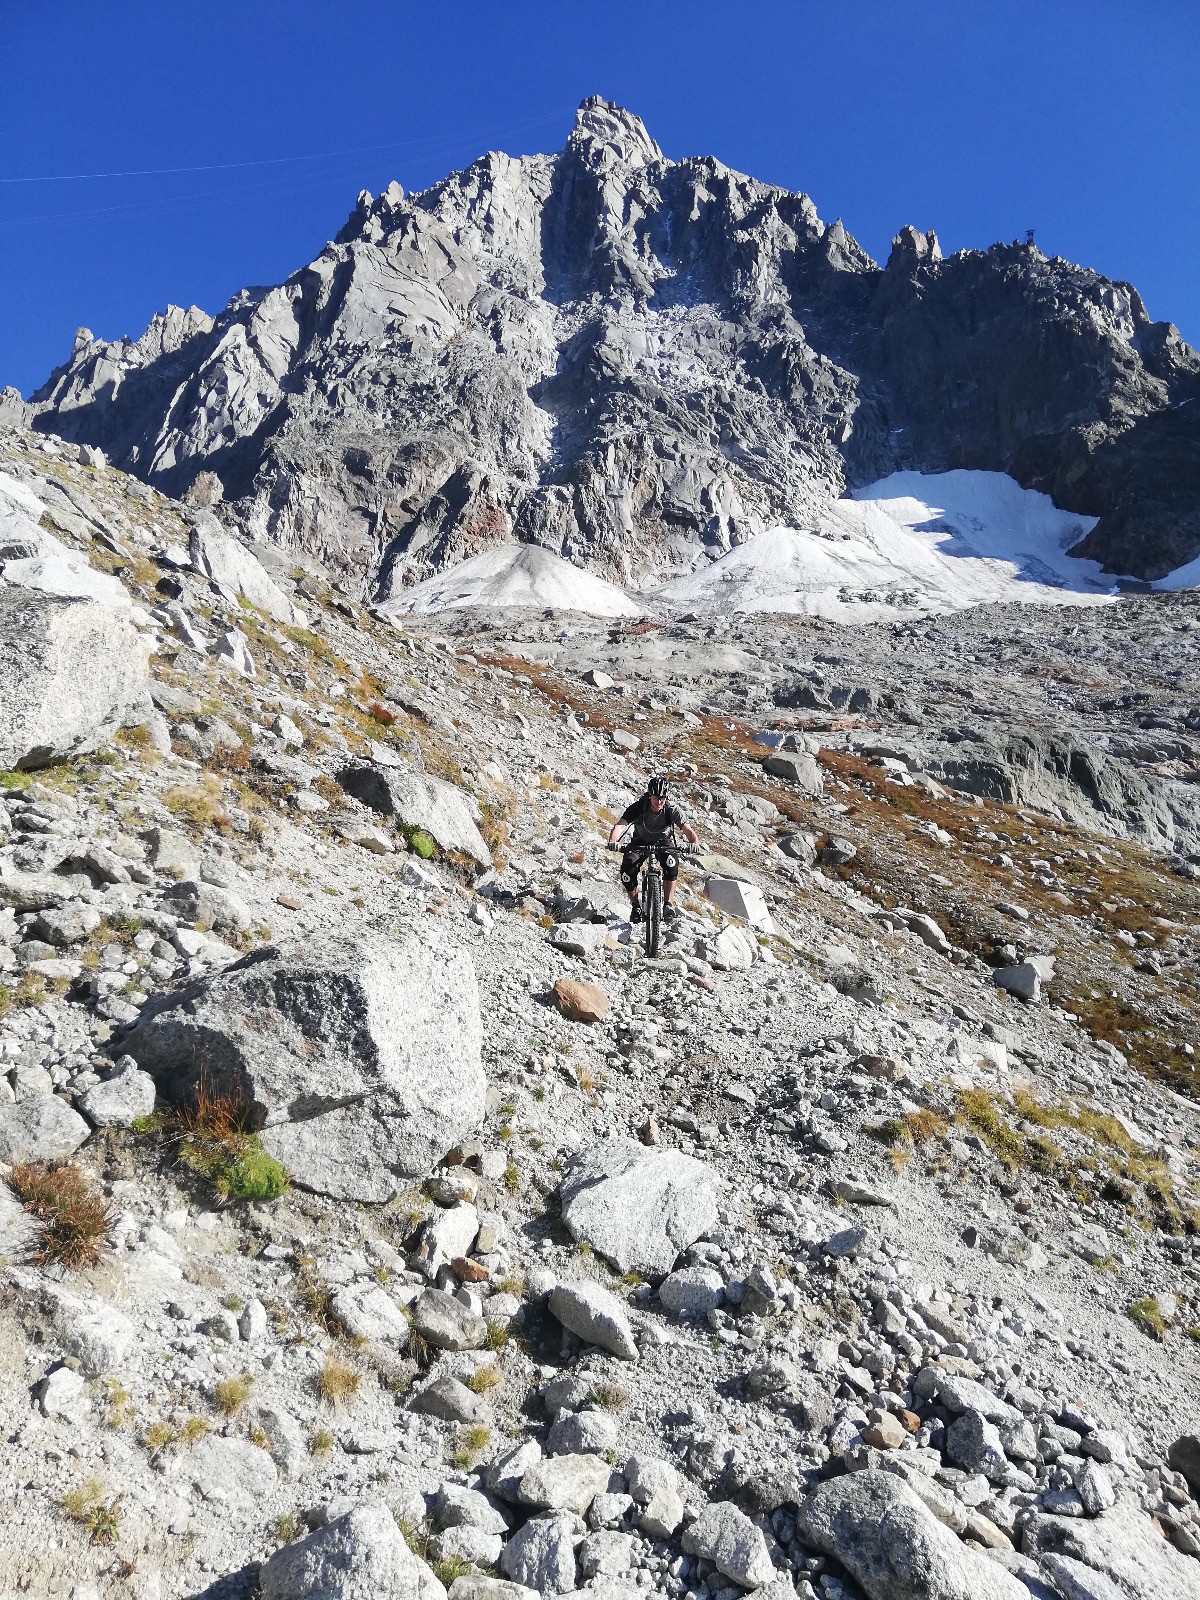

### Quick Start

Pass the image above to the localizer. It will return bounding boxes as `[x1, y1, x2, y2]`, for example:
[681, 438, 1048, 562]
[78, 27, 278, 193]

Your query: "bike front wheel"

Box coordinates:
[644, 870, 662, 958]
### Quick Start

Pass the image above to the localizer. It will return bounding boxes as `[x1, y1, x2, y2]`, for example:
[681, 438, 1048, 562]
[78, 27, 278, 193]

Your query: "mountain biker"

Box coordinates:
[606, 776, 698, 924]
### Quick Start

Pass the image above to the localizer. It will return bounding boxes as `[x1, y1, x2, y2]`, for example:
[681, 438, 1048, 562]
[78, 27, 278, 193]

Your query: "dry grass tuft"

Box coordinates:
[465, 1364, 501, 1395]
[1128, 1297, 1167, 1341]
[214, 1373, 254, 1415]
[317, 1356, 361, 1407]
[9, 1162, 112, 1270]
[60, 1477, 122, 1545]
[157, 1080, 289, 1204]
[163, 776, 230, 832]
[453, 1423, 491, 1470]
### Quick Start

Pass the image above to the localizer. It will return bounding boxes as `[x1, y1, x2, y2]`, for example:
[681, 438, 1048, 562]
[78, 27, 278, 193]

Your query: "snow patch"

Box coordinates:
[653, 470, 1124, 621]
[1154, 552, 1200, 591]
[374, 471, 1160, 623]
[380, 543, 643, 619]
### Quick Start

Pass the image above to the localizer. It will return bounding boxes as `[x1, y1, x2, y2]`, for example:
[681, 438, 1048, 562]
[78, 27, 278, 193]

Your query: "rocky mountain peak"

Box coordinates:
[568, 94, 665, 168]
[24, 100, 1200, 593]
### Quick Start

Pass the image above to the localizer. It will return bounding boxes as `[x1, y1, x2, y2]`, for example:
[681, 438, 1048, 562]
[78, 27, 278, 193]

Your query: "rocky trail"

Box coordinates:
[0, 421, 1198, 1600]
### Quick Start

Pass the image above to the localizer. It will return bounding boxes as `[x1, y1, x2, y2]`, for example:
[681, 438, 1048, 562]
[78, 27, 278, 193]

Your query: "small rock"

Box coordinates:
[410, 1373, 489, 1424]
[547, 1409, 619, 1456]
[414, 1288, 487, 1351]
[238, 1299, 268, 1343]
[946, 1411, 1008, 1482]
[659, 1266, 725, 1319]
[77, 1059, 156, 1128]
[682, 1500, 776, 1589]
[551, 978, 610, 1023]
[500, 1513, 579, 1593]
[0, 1096, 90, 1163]
[823, 1226, 868, 1260]
[862, 1411, 906, 1450]
[518, 1455, 612, 1517]
[548, 1280, 638, 1360]
[38, 1366, 87, 1420]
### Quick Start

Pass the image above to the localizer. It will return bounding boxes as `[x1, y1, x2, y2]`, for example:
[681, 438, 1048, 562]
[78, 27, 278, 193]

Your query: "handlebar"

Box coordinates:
[605, 840, 700, 855]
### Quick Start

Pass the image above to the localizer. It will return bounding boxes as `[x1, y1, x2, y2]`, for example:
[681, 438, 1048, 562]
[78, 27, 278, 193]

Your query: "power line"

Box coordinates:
[0, 106, 573, 186]
[0, 168, 379, 230]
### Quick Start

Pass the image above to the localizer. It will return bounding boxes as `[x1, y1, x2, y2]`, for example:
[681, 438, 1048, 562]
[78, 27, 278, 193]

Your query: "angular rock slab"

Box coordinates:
[120, 932, 484, 1202]
[762, 752, 823, 794]
[260, 1501, 447, 1600]
[682, 1501, 776, 1589]
[549, 1280, 638, 1360]
[705, 877, 775, 933]
[559, 1141, 720, 1274]
[338, 764, 492, 867]
[0, 588, 149, 770]
[796, 1471, 1028, 1600]
[1021, 1500, 1199, 1600]
[189, 517, 303, 626]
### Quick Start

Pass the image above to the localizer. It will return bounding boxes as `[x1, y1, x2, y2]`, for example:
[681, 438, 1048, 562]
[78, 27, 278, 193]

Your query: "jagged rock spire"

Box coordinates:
[569, 96, 664, 167]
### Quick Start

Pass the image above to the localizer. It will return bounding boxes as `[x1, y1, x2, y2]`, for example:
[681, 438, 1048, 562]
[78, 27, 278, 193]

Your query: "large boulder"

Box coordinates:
[260, 1501, 447, 1600]
[559, 1142, 720, 1274]
[0, 588, 149, 769]
[762, 752, 823, 794]
[796, 1470, 1028, 1600]
[119, 932, 484, 1201]
[337, 765, 491, 866]
[188, 517, 303, 626]
[0, 474, 130, 607]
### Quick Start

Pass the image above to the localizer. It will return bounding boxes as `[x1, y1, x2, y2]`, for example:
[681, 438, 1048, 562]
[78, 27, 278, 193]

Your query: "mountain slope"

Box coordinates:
[29, 98, 1200, 593]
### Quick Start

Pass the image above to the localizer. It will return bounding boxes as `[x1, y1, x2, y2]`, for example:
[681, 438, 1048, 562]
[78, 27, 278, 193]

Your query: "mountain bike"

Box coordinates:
[610, 842, 696, 959]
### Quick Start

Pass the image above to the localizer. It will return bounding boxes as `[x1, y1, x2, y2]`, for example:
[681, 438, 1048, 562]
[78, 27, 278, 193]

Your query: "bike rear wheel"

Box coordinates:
[644, 868, 662, 958]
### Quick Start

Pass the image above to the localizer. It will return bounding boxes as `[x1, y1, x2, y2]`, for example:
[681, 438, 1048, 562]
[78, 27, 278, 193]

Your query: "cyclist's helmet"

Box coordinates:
[647, 775, 669, 798]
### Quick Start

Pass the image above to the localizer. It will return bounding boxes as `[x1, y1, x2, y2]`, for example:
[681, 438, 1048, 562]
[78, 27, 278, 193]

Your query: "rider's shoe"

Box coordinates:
[663, 904, 678, 923]
[630, 903, 644, 924]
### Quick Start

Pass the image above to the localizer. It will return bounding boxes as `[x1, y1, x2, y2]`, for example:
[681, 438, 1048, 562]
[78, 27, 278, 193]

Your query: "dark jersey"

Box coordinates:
[621, 795, 687, 847]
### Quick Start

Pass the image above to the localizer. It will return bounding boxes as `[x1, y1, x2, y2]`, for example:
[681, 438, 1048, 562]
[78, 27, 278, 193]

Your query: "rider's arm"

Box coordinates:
[682, 822, 698, 845]
[610, 801, 639, 846]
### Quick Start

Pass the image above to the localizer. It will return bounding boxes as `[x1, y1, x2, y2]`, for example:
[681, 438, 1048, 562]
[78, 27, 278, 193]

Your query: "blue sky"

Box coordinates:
[2, 0, 1197, 396]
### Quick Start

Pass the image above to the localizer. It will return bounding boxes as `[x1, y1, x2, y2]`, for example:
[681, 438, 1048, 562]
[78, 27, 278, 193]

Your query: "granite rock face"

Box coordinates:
[29, 99, 1200, 588]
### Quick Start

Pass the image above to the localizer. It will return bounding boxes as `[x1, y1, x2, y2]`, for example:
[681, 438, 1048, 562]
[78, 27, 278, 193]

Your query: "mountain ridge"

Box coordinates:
[25, 97, 1200, 593]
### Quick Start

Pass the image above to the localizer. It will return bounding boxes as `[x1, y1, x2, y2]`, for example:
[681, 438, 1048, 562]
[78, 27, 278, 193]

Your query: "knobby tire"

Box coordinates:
[645, 868, 662, 959]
